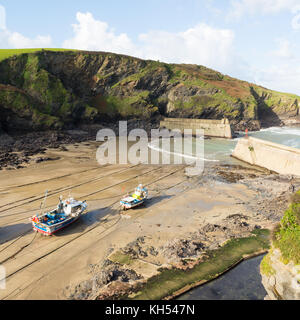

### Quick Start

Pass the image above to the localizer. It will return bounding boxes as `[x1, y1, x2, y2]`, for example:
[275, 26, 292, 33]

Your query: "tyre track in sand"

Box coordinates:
[0, 166, 103, 192]
[0, 164, 161, 227]
[0, 165, 172, 266]
[0, 165, 187, 300]
[0, 164, 139, 215]
[2, 168, 186, 300]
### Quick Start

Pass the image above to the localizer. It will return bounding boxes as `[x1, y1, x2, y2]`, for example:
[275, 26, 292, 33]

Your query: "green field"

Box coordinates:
[0, 48, 76, 62]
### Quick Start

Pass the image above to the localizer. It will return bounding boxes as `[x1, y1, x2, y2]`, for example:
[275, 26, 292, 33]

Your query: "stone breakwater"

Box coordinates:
[232, 137, 300, 176]
[160, 118, 233, 139]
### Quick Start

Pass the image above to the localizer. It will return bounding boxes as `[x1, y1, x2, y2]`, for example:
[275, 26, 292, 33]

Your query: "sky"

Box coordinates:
[0, 0, 300, 95]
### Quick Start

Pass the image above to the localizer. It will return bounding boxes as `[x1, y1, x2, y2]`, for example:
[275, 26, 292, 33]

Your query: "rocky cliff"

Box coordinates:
[0, 49, 299, 133]
[261, 191, 300, 300]
[261, 248, 300, 300]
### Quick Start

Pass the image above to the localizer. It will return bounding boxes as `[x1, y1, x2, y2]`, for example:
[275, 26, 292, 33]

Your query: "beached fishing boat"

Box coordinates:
[31, 194, 88, 236]
[120, 184, 148, 210]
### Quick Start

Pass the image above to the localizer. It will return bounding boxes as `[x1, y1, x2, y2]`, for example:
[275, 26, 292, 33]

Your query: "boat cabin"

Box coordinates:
[62, 199, 83, 216]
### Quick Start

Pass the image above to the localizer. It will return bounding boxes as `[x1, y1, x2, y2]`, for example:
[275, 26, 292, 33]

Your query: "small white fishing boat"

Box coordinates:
[31, 192, 87, 236]
[120, 184, 148, 211]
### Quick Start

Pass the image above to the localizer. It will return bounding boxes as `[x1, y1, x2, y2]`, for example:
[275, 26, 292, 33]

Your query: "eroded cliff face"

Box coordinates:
[261, 248, 300, 300]
[261, 192, 300, 300]
[0, 50, 299, 133]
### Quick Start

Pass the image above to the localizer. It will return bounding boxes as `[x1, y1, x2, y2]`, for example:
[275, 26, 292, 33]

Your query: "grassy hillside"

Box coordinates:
[0, 49, 299, 132]
[0, 48, 76, 62]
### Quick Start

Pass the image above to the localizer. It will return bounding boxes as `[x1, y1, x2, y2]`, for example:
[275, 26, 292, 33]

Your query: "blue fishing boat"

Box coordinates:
[31, 194, 87, 236]
[120, 184, 148, 211]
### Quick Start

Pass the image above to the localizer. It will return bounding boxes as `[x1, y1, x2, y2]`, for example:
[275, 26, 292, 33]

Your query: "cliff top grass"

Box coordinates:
[273, 190, 300, 265]
[0, 48, 76, 62]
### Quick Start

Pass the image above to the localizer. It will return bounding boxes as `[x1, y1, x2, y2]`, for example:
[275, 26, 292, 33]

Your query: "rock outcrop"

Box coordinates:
[0, 49, 299, 133]
[261, 248, 300, 300]
[260, 191, 300, 300]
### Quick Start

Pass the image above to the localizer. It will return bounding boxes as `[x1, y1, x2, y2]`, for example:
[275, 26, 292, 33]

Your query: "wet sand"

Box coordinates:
[0, 141, 296, 300]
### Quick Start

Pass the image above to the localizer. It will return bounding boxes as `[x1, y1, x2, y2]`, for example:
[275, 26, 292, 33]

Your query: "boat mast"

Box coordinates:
[39, 190, 48, 216]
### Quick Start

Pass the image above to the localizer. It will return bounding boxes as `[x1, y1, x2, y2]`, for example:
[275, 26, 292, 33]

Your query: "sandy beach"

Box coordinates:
[0, 140, 298, 300]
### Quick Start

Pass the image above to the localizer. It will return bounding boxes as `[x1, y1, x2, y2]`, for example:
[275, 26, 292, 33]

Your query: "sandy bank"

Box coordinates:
[0, 140, 299, 300]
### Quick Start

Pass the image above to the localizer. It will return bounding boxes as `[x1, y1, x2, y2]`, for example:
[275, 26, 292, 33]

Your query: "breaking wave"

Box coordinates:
[250, 126, 300, 149]
[148, 142, 220, 163]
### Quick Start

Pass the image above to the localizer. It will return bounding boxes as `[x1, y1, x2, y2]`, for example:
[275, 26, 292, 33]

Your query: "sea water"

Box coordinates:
[205, 126, 300, 164]
[177, 255, 267, 300]
[148, 126, 300, 165]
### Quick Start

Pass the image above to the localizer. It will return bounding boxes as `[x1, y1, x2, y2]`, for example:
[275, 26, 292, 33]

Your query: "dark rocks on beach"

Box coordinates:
[0, 120, 161, 170]
[148, 246, 159, 257]
[231, 119, 261, 132]
[122, 237, 149, 259]
[217, 170, 244, 183]
[162, 239, 206, 261]
[214, 165, 262, 184]
[0, 151, 30, 169]
[202, 223, 226, 233]
[34, 157, 60, 164]
[67, 260, 142, 300]
[222, 214, 253, 233]
[0, 130, 91, 169]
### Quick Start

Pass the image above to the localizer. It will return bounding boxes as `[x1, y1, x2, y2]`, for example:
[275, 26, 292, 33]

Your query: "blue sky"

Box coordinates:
[0, 0, 300, 95]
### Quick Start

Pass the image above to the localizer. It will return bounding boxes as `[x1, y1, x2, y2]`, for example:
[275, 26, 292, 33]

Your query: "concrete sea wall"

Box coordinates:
[160, 118, 233, 138]
[232, 137, 300, 176]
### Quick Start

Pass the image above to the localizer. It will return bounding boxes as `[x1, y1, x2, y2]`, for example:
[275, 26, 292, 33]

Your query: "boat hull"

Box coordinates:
[120, 199, 145, 210]
[32, 215, 80, 236]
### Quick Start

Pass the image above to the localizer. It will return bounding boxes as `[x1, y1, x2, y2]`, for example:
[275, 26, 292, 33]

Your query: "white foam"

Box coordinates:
[148, 143, 219, 162]
[259, 127, 300, 136]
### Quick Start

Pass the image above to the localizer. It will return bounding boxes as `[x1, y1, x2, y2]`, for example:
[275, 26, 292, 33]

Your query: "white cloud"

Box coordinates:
[137, 24, 235, 71]
[63, 12, 235, 73]
[228, 0, 300, 19]
[252, 63, 300, 95]
[291, 5, 300, 29]
[250, 37, 300, 94]
[6, 32, 51, 48]
[63, 12, 134, 54]
[0, 5, 52, 48]
[271, 38, 294, 58]
[0, 5, 6, 30]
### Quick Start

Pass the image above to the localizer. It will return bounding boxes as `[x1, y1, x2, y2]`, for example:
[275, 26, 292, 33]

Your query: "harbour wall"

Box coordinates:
[232, 137, 300, 176]
[160, 118, 233, 138]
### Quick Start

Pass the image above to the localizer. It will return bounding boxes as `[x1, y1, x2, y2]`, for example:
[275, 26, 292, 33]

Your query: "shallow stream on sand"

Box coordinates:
[177, 255, 267, 300]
